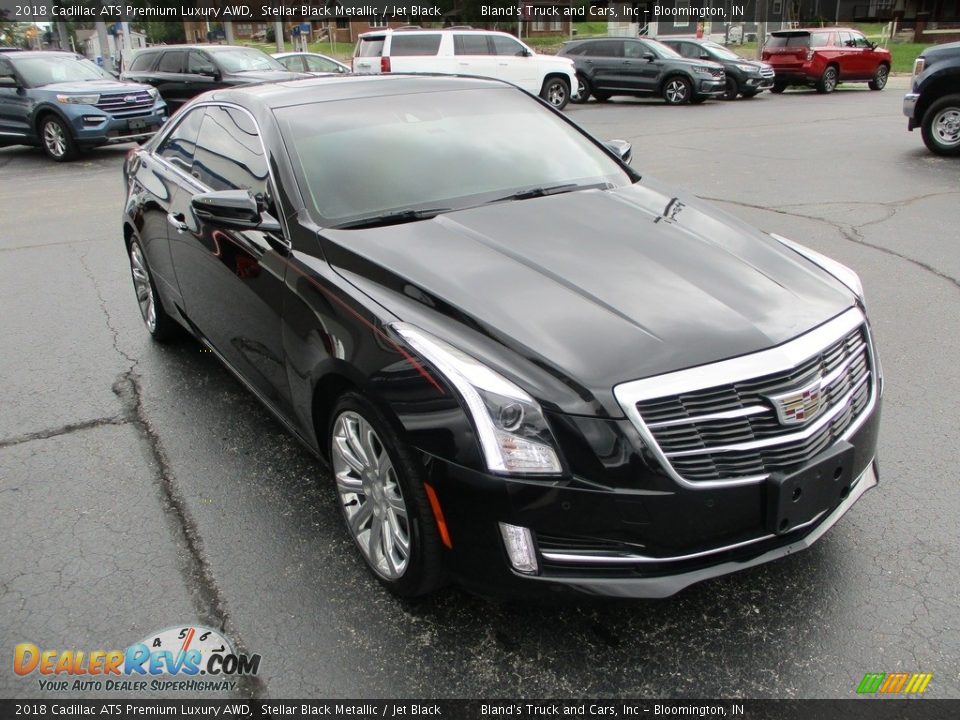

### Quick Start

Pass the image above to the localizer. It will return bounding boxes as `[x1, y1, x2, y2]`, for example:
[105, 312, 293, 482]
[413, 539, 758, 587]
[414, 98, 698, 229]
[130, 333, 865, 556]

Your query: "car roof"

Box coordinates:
[133, 44, 255, 52]
[772, 27, 858, 34]
[4, 50, 81, 60]
[202, 73, 508, 110]
[359, 27, 516, 38]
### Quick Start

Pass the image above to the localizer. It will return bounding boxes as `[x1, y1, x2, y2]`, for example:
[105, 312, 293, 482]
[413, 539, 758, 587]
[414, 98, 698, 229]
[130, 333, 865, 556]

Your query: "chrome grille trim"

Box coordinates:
[613, 308, 877, 489]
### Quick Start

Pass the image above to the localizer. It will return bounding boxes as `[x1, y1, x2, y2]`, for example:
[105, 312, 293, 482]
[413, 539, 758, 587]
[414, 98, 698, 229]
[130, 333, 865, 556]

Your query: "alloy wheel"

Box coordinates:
[43, 121, 67, 159]
[874, 66, 888, 89]
[665, 79, 688, 104]
[822, 68, 837, 93]
[547, 81, 567, 107]
[933, 108, 960, 148]
[129, 242, 156, 333]
[332, 410, 411, 580]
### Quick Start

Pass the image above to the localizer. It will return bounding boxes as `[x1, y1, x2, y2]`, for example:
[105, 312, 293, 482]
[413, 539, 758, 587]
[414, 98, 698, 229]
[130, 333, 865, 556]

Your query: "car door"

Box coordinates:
[186, 50, 226, 95]
[0, 56, 33, 141]
[490, 34, 538, 92]
[452, 33, 496, 79]
[151, 50, 190, 110]
[623, 39, 661, 92]
[305, 55, 345, 74]
[831, 31, 856, 78]
[849, 31, 877, 78]
[134, 106, 207, 305]
[581, 40, 624, 92]
[166, 103, 292, 411]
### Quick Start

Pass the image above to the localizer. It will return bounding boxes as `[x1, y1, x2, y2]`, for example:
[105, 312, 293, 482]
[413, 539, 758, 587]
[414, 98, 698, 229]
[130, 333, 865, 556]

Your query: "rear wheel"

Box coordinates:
[723, 76, 740, 101]
[816, 66, 838, 94]
[868, 64, 889, 91]
[40, 115, 77, 162]
[540, 77, 570, 110]
[921, 94, 960, 157]
[329, 393, 445, 597]
[663, 76, 692, 105]
[572, 75, 591, 104]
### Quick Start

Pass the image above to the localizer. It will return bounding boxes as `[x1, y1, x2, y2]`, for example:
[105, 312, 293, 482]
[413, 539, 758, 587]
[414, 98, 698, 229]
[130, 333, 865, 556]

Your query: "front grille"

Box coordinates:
[95, 91, 154, 117]
[710, 68, 725, 79]
[632, 324, 873, 483]
[760, 67, 775, 79]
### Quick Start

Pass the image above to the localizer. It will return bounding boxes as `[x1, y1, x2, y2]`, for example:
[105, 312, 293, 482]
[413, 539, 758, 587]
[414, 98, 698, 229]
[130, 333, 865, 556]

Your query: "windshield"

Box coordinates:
[649, 40, 682, 59]
[12, 55, 110, 86]
[276, 87, 632, 227]
[703, 42, 745, 61]
[208, 48, 285, 73]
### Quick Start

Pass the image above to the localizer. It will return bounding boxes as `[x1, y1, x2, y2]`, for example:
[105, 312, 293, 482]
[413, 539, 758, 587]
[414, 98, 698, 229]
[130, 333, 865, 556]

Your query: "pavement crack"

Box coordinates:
[0, 416, 129, 449]
[79, 250, 139, 368]
[701, 194, 960, 291]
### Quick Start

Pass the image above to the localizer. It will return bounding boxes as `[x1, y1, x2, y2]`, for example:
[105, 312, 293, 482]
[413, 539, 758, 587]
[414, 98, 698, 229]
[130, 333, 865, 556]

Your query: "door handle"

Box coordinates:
[167, 212, 188, 233]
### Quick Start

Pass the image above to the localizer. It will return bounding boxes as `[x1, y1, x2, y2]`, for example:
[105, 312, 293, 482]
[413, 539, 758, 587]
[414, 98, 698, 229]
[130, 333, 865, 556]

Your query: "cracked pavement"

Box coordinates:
[1, 80, 959, 699]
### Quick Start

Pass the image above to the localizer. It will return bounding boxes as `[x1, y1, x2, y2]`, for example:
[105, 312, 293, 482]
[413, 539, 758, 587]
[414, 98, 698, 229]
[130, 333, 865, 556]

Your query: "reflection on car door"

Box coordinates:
[165, 104, 292, 411]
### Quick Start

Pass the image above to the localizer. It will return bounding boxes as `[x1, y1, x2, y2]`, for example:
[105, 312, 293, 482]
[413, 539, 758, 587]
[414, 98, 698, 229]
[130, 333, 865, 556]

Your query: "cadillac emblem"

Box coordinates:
[767, 376, 825, 426]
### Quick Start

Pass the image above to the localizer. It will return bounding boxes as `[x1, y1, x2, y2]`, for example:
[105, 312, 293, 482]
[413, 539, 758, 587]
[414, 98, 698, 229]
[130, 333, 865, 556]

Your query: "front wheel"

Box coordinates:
[128, 239, 178, 342]
[921, 94, 960, 157]
[40, 115, 78, 162]
[572, 76, 591, 104]
[329, 393, 445, 597]
[771, 82, 786, 94]
[868, 64, 889, 91]
[663, 76, 692, 105]
[540, 77, 570, 110]
[816, 66, 838, 94]
[723, 76, 740, 101]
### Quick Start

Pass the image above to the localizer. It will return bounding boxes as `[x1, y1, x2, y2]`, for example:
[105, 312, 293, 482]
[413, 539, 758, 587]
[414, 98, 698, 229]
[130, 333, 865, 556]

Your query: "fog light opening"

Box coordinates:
[499, 522, 538, 575]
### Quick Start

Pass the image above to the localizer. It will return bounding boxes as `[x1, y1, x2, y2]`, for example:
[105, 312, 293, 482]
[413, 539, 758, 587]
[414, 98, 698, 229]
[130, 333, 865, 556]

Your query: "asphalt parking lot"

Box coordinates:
[2, 77, 959, 700]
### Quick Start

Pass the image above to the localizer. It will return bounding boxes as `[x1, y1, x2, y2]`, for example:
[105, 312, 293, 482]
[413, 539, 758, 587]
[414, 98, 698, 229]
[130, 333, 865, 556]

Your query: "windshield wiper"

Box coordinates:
[333, 207, 451, 230]
[487, 181, 612, 205]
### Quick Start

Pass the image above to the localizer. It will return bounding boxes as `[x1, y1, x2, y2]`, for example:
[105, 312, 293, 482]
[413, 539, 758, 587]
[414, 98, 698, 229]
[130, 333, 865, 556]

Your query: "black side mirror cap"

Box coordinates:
[191, 189, 282, 233]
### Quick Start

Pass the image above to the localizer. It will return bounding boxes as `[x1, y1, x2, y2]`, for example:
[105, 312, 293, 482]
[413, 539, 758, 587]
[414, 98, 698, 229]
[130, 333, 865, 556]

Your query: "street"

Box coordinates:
[2, 78, 959, 699]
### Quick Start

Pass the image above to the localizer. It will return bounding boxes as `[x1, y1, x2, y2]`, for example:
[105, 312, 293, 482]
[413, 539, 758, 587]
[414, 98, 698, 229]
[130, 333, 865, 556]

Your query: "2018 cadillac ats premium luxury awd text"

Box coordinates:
[122, 75, 882, 598]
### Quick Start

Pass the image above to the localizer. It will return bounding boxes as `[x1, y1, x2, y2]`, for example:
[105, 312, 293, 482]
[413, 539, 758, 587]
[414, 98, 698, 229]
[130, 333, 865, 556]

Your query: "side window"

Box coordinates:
[589, 40, 623, 58]
[389, 34, 442, 57]
[835, 31, 853, 47]
[157, 107, 205, 174]
[852, 33, 872, 48]
[623, 42, 645, 59]
[191, 106, 269, 196]
[681, 43, 702, 59]
[454, 34, 491, 56]
[810, 32, 831, 47]
[157, 51, 185, 73]
[491, 35, 526, 57]
[305, 55, 338, 72]
[129, 52, 156, 72]
[0, 57, 14, 78]
[187, 50, 217, 75]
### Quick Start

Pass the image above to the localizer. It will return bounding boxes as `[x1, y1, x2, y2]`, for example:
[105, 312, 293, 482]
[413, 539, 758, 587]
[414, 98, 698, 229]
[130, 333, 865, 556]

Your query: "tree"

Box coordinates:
[142, 21, 185, 44]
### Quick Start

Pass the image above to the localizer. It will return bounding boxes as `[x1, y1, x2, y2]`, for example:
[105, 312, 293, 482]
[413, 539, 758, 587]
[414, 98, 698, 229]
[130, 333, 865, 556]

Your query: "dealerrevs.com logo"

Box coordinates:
[13, 625, 261, 693]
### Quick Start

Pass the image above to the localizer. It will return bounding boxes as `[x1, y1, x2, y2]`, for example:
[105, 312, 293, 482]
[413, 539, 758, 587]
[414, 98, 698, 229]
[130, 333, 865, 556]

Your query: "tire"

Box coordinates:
[868, 64, 889, 91]
[128, 238, 178, 342]
[742, 89, 761, 98]
[690, 96, 707, 104]
[39, 115, 78, 162]
[572, 75, 591, 104]
[592, 91, 611, 103]
[723, 76, 740, 101]
[662, 76, 692, 105]
[920, 94, 960, 157]
[816, 65, 838, 94]
[329, 392, 445, 597]
[540, 76, 570, 110]
[771, 82, 787, 94]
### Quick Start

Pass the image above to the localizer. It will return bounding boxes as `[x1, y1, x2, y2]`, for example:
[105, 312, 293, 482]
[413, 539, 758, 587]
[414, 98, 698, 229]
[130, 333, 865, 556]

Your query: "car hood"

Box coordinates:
[324, 179, 855, 416]
[39, 79, 150, 94]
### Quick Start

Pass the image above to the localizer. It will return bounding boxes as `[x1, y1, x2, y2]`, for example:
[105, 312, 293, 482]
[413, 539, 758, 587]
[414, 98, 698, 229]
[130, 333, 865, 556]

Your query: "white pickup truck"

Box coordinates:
[352, 27, 579, 110]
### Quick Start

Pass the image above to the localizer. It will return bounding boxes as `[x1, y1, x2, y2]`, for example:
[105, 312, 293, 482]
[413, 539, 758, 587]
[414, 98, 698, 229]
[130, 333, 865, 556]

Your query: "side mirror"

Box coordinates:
[191, 189, 282, 233]
[642, 52, 655, 62]
[604, 139, 632, 165]
[522, 48, 533, 57]
[700, 53, 711, 60]
[0, 75, 20, 88]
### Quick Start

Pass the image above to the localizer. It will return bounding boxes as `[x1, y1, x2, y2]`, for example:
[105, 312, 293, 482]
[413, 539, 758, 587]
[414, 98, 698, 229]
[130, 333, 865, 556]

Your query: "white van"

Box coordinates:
[352, 27, 578, 109]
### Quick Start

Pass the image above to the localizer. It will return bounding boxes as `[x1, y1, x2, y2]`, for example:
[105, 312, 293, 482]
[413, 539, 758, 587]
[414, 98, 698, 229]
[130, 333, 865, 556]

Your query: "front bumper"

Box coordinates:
[745, 76, 775, 91]
[903, 92, 920, 130]
[68, 103, 167, 147]
[696, 77, 726, 96]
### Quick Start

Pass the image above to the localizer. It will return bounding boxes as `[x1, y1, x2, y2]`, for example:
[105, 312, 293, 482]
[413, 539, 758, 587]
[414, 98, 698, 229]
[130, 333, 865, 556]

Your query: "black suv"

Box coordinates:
[560, 37, 726, 105]
[121, 45, 304, 112]
[903, 40, 960, 156]
[661, 38, 775, 100]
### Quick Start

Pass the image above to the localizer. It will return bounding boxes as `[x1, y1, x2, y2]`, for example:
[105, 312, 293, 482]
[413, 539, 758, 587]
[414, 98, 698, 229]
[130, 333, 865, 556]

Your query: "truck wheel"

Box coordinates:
[40, 115, 78, 162]
[663, 76, 692, 105]
[868, 64, 889, 91]
[816, 66, 838, 94]
[921, 94, 960, 157]
[540, 77, 570, 110]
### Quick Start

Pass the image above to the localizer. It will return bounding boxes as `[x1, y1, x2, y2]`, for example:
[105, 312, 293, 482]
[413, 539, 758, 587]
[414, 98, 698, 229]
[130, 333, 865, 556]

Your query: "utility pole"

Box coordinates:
[757, 0, 768, 61]
[55, 21, 69, 51]
[274, 21, 285, 52]
[94, 20, 112, 72]
[224, 22, 235, 44]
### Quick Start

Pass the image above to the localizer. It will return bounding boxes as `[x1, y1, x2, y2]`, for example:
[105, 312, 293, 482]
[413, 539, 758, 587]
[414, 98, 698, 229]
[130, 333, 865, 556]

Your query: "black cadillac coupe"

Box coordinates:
[122, 74, 881, 598]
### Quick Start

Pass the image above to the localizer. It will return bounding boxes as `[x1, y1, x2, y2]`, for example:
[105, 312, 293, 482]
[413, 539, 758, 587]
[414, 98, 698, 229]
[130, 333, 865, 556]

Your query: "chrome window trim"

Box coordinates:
[613, 307, 878, 489]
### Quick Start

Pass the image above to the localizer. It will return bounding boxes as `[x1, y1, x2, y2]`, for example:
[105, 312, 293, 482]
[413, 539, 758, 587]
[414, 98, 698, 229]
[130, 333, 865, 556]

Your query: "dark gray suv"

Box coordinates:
[560, 37, 726, 105]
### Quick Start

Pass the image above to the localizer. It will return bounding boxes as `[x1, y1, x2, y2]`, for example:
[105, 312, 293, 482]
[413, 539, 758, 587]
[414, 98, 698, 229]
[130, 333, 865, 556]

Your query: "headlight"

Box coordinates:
[692, 65, 714, 75]
[391, 323, 563, 475]
[770, 233, 865, 303]
[147, 87, 159, 100]
[735, 63, 756, 73]
[912, 57, 925, 80]
[56, 93, 100, 105]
